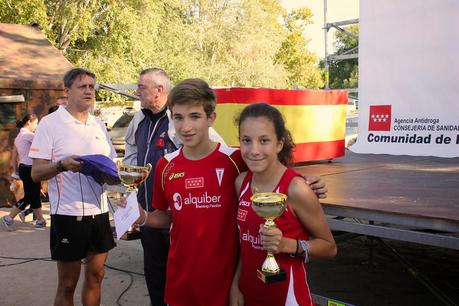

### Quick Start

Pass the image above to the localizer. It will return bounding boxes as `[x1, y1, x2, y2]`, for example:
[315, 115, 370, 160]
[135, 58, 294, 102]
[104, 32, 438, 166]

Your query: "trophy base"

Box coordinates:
[257, 268, 286, 284]
[111, 227, 141, 240]
[122, 230, 141, 240]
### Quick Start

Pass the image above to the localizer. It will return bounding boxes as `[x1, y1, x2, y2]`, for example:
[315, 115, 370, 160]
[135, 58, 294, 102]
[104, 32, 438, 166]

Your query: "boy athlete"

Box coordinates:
[134, 78, 327, 306]
[138, 78, 245, 306]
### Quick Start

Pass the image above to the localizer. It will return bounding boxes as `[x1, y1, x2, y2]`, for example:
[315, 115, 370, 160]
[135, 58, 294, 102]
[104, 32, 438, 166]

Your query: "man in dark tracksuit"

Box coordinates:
[123, 68, 225, 305]
[123, 68, 175, 306]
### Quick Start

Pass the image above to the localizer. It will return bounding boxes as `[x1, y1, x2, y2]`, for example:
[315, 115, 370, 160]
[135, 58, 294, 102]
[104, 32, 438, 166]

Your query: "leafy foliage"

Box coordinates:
[0, 0, 324, 95]
[326, 24, 359, 89]
[275, 7, 323, 89]
[0, 0, 48, 25]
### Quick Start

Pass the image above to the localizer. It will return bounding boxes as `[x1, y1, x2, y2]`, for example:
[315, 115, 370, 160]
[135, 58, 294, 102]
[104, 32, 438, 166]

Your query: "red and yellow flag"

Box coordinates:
[214, 88, 347, 162]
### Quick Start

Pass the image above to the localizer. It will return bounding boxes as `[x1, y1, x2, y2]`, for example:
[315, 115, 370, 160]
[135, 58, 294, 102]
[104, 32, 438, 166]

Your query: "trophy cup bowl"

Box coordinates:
[251, 192, 287, 284]
[116, 163, 152, 240]
[117, 163, 152, 192]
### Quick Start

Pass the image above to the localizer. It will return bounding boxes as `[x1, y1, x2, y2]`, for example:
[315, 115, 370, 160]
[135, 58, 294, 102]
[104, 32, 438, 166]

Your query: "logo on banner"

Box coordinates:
[369, 105, 392, 131]
[215, 168, 224, 186]
[185, 177, 204, 189]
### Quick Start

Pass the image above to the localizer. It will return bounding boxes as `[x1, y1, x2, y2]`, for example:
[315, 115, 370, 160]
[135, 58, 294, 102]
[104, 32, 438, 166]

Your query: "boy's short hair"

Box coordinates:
[167, 78, 216, 117]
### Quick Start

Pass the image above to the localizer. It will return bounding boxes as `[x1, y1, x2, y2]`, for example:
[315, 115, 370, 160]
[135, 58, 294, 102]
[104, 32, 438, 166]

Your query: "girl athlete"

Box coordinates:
[231, 103, 337, 306]
[1, 114, 46, 230]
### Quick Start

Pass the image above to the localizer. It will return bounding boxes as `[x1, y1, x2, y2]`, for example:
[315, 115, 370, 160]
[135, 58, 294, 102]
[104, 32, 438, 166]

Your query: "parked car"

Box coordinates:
[108, 108, 135, 156]
[347, 97, 358, 114]
[345, 112, 358, 147]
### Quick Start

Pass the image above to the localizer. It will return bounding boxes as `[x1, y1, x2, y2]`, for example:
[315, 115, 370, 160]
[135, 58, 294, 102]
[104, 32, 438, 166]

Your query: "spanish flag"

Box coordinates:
[214, 88, 347, 162]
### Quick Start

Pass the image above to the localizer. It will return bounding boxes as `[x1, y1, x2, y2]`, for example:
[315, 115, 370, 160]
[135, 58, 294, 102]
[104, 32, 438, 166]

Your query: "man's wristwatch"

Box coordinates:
[56, 160, 67, 173]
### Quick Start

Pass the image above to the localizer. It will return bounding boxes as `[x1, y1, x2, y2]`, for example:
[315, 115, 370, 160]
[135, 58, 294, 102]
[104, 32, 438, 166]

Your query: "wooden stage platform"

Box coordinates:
[295, 151, 459, 250]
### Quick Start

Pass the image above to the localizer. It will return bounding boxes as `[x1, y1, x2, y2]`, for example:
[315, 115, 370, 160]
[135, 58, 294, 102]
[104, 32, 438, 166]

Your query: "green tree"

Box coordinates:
[174, 0, 289, 88]
[72, 0, 166, 84]
[275, 7, 324, 89]
[0, 0, 48, 25]
[0, 0, 323, 91]
[0, 0, 109, 53]
[327, 24, 359, 89]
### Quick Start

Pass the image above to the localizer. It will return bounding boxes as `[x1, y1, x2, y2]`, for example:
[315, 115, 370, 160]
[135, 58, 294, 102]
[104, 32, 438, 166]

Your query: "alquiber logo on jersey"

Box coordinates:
[369, 105, 392, 131]
[240, 228, 263, 250]
[172, 192, 222, 210]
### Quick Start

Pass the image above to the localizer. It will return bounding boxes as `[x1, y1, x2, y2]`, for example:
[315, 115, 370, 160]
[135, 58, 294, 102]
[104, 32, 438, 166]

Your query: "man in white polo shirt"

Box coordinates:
[30, 68, 116, 306]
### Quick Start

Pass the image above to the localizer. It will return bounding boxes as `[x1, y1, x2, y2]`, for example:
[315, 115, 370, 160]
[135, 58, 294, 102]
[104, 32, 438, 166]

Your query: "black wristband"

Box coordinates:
[56, 160, 66, 173]
[289, 239, 299, 258]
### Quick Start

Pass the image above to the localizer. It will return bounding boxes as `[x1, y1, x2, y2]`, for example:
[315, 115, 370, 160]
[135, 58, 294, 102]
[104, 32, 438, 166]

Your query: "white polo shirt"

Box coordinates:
[29, 106, 116, 216]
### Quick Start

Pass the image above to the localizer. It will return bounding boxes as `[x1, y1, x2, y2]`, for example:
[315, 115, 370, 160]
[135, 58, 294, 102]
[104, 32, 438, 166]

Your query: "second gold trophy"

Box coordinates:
[251, 192, 287, 283]
[117, 162, 152, 240]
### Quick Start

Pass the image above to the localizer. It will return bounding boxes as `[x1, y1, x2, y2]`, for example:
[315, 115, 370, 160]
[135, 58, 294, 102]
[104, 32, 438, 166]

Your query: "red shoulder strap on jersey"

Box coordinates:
[237, 170, 252, 199]
[241, 170, 252, 188]
[277, 168, 302, 195]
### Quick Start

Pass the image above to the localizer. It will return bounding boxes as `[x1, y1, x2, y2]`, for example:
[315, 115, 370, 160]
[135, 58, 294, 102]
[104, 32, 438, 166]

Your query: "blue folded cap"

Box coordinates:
[75, 154, 121, 185]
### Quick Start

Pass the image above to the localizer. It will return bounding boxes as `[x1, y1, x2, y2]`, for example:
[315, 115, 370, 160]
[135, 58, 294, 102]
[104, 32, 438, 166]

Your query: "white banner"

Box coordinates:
[352, 0, 459, 157]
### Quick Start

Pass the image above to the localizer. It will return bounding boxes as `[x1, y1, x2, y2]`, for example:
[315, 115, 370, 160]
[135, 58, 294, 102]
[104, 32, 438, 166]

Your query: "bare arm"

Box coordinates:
[11, 146, 19, 174]
[261, 177, 336, 259]
[229, 173, 246, 306]
[305, 175, 328, 199]
[31, 156, 83, 182]
[143, 209, 172, 229]
[229, 255, 244, 306]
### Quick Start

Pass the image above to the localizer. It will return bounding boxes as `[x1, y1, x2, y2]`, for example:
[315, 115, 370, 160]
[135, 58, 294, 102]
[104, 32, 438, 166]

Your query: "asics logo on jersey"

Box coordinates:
[239, 200, 251, 207]
[173, 192, 183, 211]
[169, 172, 185, 180]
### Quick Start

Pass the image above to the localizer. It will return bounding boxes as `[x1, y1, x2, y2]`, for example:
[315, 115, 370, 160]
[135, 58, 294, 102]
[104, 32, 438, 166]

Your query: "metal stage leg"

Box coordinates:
[365, 221, 379, 267]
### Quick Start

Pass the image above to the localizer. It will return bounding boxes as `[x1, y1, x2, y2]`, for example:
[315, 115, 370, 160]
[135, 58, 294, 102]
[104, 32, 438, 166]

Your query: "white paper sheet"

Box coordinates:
[114, 192, 140, 240]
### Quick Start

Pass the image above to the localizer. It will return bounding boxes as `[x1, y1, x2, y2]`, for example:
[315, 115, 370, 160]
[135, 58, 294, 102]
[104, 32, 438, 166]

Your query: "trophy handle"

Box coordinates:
[145, 163, 152, 175]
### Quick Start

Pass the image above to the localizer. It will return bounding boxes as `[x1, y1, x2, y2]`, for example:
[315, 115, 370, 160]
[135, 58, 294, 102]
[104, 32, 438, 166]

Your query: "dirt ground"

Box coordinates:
[308, 233, 459, 306]
[1, 204, 458, 306]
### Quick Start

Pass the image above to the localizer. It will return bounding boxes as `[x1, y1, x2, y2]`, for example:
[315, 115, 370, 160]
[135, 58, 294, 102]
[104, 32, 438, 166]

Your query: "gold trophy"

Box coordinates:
[251, 192, 287, 283]
[117, 162, 152, 240]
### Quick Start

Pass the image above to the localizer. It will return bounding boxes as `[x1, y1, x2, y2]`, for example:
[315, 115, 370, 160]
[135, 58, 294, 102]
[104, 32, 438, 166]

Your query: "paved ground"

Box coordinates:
[0, 204, 150, 306]
[1, 204, 458, 306]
